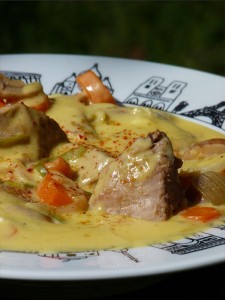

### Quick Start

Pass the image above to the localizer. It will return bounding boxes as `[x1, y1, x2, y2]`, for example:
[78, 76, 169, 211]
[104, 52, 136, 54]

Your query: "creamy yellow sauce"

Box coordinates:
[47, 94, 225, 158]
[1, 189, 224, 253]
[0, 93, 225, 253]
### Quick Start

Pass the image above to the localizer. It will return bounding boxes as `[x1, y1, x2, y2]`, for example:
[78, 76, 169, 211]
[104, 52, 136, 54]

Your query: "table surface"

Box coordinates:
[1, 261, 225, 300]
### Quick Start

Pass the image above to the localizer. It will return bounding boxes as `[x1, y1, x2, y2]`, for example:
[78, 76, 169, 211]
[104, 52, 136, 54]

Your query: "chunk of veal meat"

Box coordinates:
[0, 103, 68, 162]
[89, 130, 187, 221]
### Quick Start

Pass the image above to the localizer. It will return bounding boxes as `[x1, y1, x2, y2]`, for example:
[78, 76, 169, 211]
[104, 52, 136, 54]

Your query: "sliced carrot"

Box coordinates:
[180, 206, 221, 223]
[44, 157, 73, 179]
[36, 173, 73, 207]
[76, 70, 116, 104]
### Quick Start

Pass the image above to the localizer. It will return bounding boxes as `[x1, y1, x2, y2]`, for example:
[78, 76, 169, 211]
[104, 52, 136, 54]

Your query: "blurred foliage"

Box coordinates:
[1, 0, 224, 75]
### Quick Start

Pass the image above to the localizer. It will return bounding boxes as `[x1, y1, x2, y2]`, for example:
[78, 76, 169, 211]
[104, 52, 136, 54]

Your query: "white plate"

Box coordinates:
[0, 54, 225, 283]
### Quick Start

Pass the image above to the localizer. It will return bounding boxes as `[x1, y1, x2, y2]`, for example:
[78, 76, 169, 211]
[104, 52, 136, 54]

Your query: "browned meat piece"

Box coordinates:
[89, 130, 187, 221]
[0, 103, 68, 162]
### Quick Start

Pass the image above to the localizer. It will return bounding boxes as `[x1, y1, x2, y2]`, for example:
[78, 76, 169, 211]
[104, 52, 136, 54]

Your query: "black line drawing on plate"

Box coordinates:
[37, 248, 139, 263]
[50, 63, 114, 96]
[152, 232, 225, 255]
[124, 76, 225, 130]
[3, 68, 223, 130]
[38, 250, 100, 262]
[124, 76, 187, 111]
[0, 71, 41, 84]
[179, 101, 225, 129]
[111, 249, 139, 263]
[50, 73, 76, 95]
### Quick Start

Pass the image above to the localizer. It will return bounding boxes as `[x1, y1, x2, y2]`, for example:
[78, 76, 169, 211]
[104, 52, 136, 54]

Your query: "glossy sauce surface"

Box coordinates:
[0, 94, 225, 253]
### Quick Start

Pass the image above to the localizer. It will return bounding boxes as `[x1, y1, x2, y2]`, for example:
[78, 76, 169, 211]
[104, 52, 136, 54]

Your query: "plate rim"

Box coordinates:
[0, 53, 225, 281]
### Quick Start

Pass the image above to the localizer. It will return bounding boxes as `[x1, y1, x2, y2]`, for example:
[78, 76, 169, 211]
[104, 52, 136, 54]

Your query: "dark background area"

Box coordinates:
[1, 1, 225, 76]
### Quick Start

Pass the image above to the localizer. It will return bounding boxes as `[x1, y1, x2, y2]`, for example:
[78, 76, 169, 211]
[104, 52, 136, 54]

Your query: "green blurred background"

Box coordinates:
[1, 1, 224, 76]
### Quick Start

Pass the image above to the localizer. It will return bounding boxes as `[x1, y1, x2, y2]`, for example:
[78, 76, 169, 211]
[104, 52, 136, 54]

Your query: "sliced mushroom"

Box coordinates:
[0, 73, 25, 100]
[182, 138, 225, 160]
[0, 73, 50, 110]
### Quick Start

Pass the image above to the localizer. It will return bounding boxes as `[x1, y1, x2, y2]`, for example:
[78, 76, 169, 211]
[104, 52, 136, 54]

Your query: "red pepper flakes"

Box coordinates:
[78, 134, 87, 140]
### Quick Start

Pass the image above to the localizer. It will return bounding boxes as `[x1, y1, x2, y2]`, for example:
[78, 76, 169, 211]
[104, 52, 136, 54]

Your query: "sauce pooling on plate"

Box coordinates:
[0, 72, 225, 253]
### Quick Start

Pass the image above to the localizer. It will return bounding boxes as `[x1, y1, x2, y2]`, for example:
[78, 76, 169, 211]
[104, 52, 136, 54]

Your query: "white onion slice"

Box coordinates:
[192, 171, 225, 205]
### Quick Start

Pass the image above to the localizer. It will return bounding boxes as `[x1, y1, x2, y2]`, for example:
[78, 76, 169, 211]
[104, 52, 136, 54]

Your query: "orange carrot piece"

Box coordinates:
[44, 157, 73, 179]
[76, 70, 116, 104]
[181, 206, 221, 223]
[36, 173, 73, 207]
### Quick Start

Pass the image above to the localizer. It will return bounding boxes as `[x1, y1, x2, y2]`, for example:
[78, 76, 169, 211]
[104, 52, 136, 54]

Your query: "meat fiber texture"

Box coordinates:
[0, 103, 68, 163]
[90, 130, 187, 221]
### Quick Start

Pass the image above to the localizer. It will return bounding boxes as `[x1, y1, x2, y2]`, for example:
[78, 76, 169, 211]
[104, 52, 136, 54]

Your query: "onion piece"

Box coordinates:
[192, 171, 225, 205]
[182, 138, 225, 160]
